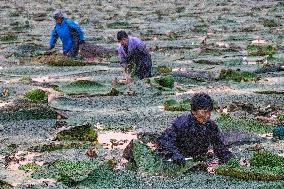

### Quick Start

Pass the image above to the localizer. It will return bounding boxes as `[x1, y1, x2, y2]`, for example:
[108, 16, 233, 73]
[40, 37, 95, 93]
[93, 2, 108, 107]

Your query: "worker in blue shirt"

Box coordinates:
[49, 10, 85, 58]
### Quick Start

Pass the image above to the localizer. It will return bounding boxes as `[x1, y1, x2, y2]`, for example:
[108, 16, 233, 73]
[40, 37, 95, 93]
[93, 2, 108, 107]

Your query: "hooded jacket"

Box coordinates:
[49, 18, 84, 53]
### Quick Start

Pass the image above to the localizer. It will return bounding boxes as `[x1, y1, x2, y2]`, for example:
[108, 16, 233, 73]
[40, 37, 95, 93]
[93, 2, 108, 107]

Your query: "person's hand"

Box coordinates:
[172, 154, 186, 165]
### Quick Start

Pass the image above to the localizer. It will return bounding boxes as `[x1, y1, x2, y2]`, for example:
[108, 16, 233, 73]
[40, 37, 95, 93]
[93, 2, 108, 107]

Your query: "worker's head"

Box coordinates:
[53, 10, 64, 24]
[117, 31, 129, 46]
[190, 93, 213, 124]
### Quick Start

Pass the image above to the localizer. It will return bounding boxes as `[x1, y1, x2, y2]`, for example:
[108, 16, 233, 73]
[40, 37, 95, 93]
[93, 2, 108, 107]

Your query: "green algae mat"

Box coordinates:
[215, 150, 284, 181]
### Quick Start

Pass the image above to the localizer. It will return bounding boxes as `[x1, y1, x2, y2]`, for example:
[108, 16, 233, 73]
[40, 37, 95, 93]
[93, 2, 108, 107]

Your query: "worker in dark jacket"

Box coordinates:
[117, 31, 152, 80]
[157, 93, 233, 165]
[49, 10, 85, 58]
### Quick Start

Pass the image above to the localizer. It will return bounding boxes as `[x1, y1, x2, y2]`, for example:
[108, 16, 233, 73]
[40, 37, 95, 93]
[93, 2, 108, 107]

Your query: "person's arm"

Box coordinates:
[209, 122, 233, 164]
[67, 20, 85, 43]
[49, 29, 58, 49]
[118, 47, 128, 68]
[157, 121, 185, 164]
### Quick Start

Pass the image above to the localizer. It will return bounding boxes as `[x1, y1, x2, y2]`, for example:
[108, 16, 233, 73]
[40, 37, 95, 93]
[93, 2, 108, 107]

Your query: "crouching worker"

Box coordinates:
[49, 10, 85, 58]
[157, 93, 233, 165]
[122, 93, 232, 176]
[117, 31, 152, 80]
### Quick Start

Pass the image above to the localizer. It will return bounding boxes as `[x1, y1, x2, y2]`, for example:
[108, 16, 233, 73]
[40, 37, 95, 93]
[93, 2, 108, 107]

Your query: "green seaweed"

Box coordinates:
[32, 159, 103, 186]
[19, 76, 32, 82]
[47, 58, 93, 66]
[155, 75, 175, 88]
[250, 150, 284, 167]
[129, 140, 195, 177]
[24, 88, 48, 103]
[215, 113, 275, 134]
[194, 59, 223, 65]
[28, 142, 89, 152]
[277, 114, 284, 122]
[0, 106, 57, 122]
[19, 162, 41, 171]
[156, 65, 172, 74]
[262, 18, 280, 28]
[219, 69, 258, 82]
[59, 80, 105, 94]
[247, 44, 277, 57]
[0, 33, 18, 41]
[215, 165, 284, 181]
[215, 151, 284, 181]
[0, 180, 11, 189]
[164, 99, 190, 111]
[106, 88, 122, 96]
[56, 124, 97, 142]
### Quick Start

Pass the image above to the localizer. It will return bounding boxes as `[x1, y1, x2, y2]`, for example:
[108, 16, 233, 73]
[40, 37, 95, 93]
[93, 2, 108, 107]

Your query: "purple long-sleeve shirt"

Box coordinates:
[117, 36, 147, 68]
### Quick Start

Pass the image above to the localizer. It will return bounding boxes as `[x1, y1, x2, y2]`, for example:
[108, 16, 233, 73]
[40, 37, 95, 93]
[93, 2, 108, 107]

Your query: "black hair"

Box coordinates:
[190, 93, 213, 111]
[117, 30, 128, 41]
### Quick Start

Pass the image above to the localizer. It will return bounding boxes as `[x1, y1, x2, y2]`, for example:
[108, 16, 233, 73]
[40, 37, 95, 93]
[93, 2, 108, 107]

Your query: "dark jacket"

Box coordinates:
[157, 113, 232, 163]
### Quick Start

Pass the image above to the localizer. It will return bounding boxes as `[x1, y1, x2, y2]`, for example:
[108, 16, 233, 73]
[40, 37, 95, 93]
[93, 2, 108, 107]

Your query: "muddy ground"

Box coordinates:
[0, 0, 284, 188]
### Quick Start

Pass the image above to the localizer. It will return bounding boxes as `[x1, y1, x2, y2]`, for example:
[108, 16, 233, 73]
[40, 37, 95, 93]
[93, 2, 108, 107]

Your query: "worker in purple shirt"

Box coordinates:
[117, 31, 152, 80]
[157, 93, 233, 165]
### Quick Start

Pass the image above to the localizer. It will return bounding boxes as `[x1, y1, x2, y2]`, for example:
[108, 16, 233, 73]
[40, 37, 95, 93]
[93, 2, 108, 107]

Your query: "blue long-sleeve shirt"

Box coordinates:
[157, 113, 232, 163]
[49, 18, 84, 53]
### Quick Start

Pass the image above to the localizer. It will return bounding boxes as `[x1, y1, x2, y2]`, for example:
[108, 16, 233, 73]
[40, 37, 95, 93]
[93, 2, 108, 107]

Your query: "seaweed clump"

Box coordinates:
[156, 66, 172, 74]
[124, 140, 195, 177]
[219, 69, 259, 82]
[247, 44, 277, 57]
[32, 159, 102, 186]
[215, 113, 274, 134]
[215, 150, 284, 181]
[25, 88, 48, 103]
[19, 162, 41, 171]
[155, 75, 175, 88]
[56, 123, 97, 142]
[0, 33, 18, 41]
[47, 58, 90, 66]
[164, 99, 190, 111]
